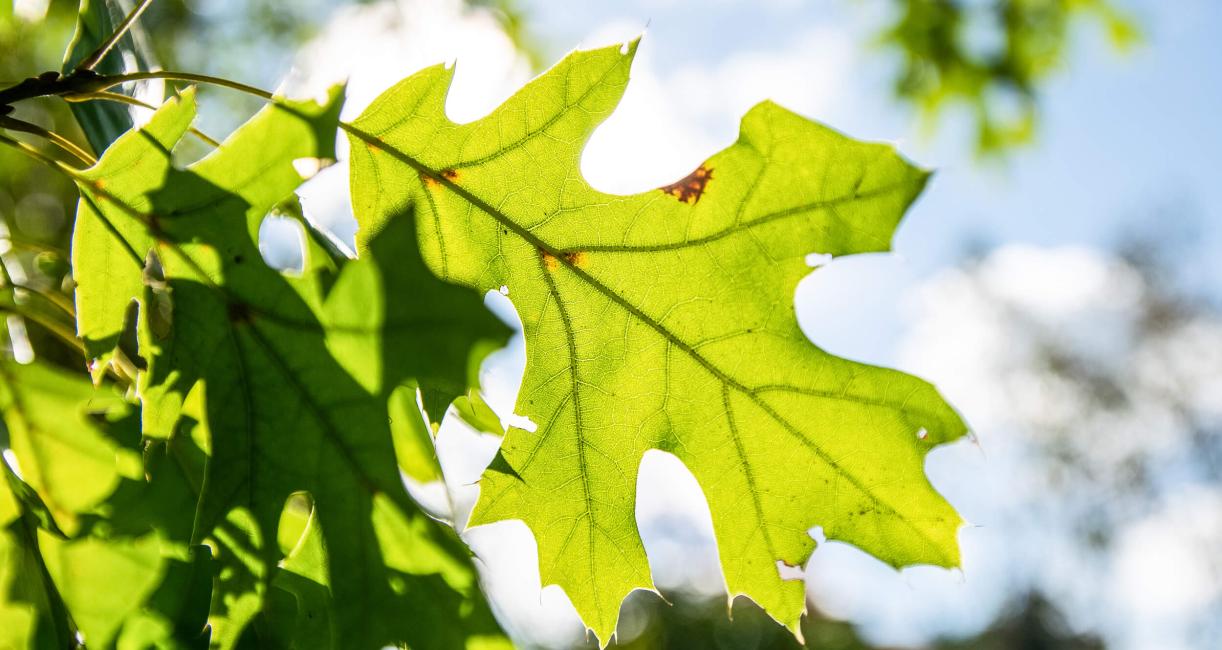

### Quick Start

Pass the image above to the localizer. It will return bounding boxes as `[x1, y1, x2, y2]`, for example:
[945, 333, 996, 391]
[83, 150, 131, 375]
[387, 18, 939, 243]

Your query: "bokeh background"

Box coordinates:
[2, 1, 1219, 648]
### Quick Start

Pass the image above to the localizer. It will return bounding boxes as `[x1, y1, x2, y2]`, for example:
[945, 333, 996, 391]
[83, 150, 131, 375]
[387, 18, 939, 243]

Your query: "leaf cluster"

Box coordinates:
[879, 0, 1137, 152]
[0, 2, 968, 648]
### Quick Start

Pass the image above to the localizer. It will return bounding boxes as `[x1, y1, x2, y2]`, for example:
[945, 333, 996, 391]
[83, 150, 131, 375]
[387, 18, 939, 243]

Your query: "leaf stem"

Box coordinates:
[7, 243, 67, 261]
[99, 71, 275, 101]
[0, 132, 83, 176]
[0, 303, 85, 357]
[88, 72, 370, 142]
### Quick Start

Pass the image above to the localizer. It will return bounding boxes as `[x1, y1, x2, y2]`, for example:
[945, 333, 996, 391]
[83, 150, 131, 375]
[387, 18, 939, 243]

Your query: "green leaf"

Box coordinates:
[391, 383, 444, 483]
[453, 389, 505, 437]
[348, 40, 968, 643]
[71, 87, 510, 648]
[0, 461, 73, 650]
[0, 521, 71, 650]
[38, 529, 167, 647]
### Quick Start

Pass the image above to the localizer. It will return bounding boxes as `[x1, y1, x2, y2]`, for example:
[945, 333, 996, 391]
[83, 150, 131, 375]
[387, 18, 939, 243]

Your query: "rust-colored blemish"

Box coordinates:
[226, 301, 253, 326]
[659, 165, 712, 204]
[422, 169, 458, 188]
[540, 248, 558, 271]
[562, 251, 587, 267]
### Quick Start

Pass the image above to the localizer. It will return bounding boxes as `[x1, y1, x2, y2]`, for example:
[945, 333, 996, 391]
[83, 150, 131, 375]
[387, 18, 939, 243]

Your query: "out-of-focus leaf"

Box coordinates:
[38, 530, 166, 647]
[391, 384, 444, 484]
[0, 359, 138, 532]
[453, 389, 505, 436]
[0, 360, 175, 649]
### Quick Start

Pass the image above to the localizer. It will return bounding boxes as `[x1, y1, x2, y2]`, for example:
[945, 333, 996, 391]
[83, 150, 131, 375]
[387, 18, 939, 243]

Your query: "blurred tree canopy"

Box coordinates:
[586, 590, 1104, 649]
[878, 0, 1138, 152]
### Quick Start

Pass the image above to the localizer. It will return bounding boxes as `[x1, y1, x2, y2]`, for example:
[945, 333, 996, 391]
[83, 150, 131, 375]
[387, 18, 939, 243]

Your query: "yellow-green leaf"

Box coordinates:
[348, 40, 967, 643]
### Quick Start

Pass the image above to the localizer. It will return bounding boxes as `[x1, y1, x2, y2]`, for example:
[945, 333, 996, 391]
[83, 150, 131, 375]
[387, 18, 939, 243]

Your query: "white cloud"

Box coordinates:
[889, 243, 1222, 650]
[580, 23, 858, 195]
[288, 0, 532, 248]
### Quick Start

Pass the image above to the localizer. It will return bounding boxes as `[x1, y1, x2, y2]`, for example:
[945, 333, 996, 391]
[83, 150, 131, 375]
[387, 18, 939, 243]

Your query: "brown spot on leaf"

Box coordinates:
[540, 248, 558, 271]
[422, 169, 459, 188]
[227, 301, 253, 326]
[659, 165, 712, 204]
[562, 251, 587, 267]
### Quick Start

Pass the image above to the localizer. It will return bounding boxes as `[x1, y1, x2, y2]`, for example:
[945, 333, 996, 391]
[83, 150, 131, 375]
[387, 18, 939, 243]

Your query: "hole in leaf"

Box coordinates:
[805, 252, 833, 267]
[258, 215, 306, 274]
[635, 450, 724, 595]
[775, 559, 804, 581]
[503, 412, 537, 433]
[291, 157, 332, 180]
[2, 449, 23, 479]
[480, 289, 532, 433]
[277, 491, 314, 556]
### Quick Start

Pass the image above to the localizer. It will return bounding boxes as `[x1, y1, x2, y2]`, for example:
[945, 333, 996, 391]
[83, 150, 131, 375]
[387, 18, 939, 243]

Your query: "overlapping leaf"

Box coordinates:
[70, 88, 510, 648]
[348, 41, 968, 643]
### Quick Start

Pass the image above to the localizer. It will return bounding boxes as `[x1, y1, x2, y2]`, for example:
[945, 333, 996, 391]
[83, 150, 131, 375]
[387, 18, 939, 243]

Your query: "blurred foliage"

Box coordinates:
[878, 0, 1138, 152]
[584, 590, 1104, 649]
[0, 0, 92, 373]
[469, 0, 544, 69]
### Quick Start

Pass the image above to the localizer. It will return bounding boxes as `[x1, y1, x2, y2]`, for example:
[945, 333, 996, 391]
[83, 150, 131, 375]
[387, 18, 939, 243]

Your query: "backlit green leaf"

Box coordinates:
[349, 41, 967, 644]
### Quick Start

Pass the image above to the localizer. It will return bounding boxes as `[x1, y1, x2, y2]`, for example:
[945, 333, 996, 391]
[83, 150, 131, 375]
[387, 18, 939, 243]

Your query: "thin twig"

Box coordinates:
[0, 115, 96, 166]
[88, 71, 371, 145]
[2, 236, 68, 258]
[5, 282, 76, 319]
[0, 303, 85, 357]
[0, 132, 83, 176]
[67, 90, 221, 147]
[74, 0, 158, 73]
